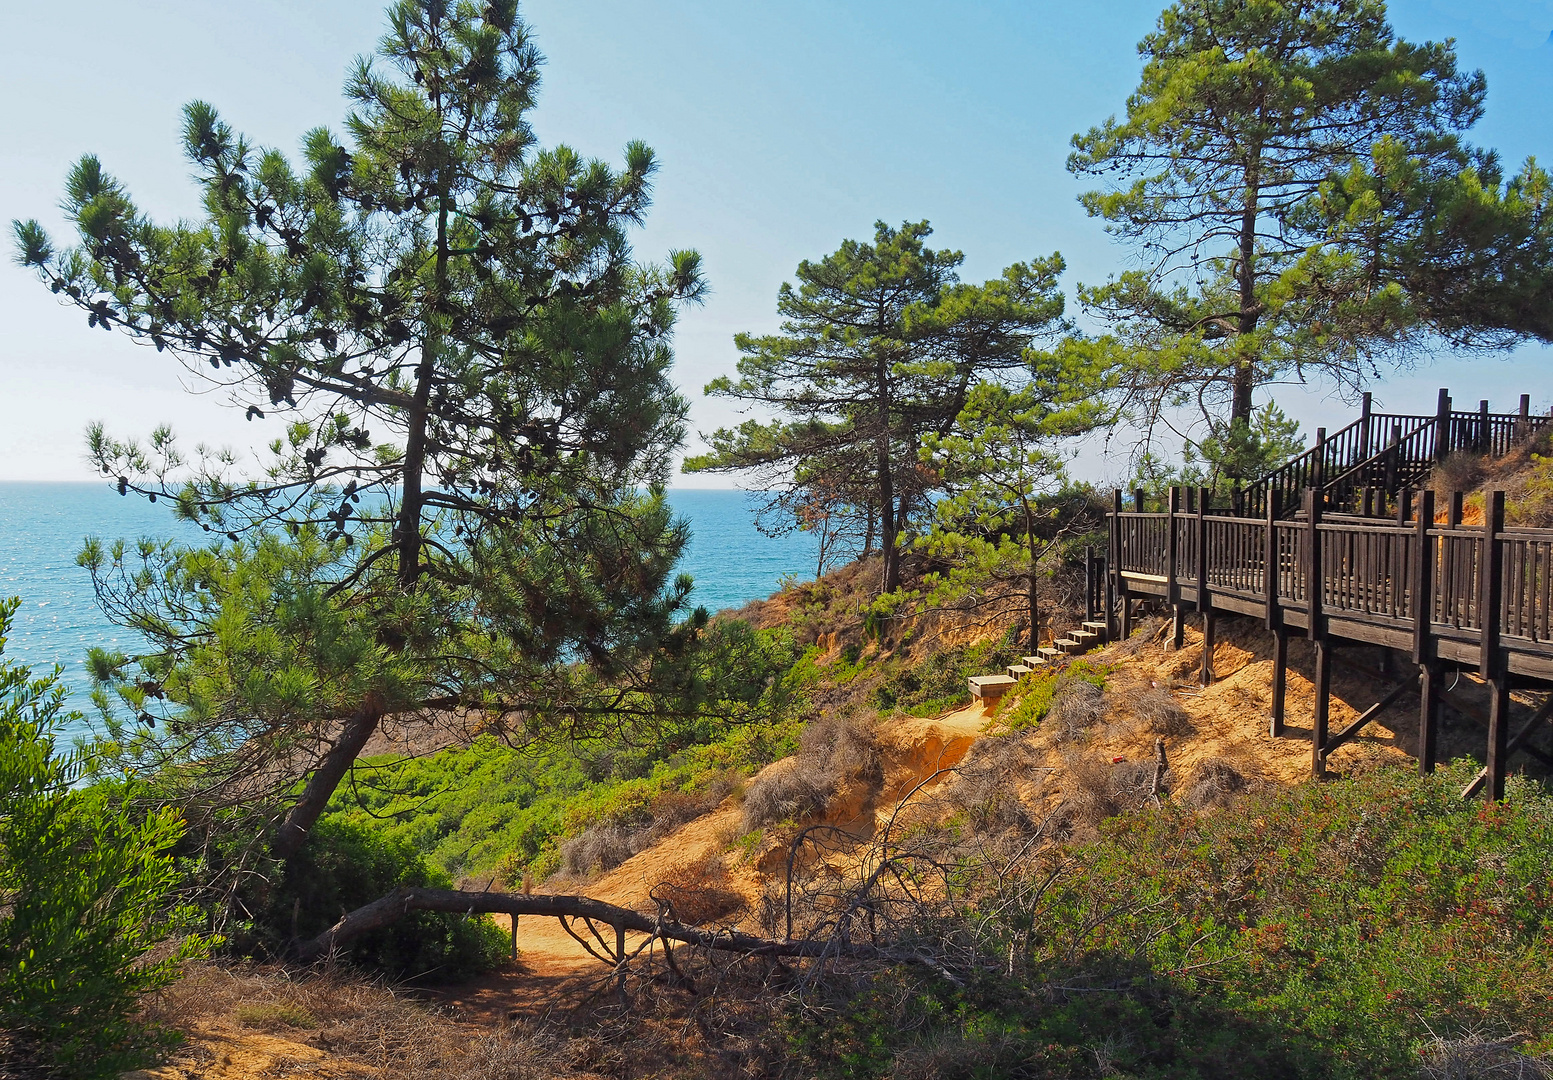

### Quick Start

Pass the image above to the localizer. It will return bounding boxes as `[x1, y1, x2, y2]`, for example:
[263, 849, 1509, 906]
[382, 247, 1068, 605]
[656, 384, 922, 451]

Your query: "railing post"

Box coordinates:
[1313, 427, 1327, 506]
[1108, 490, 1121, 641]
[1359, 390, 1373, 460]
[1264, 488, 1282, 631]
[1197, 487, 1213, 683]
[1435, 387, 1452, 461]
[1196, 487, 1210, 613]
[1133, 488, 1144, 514]
[1306, 486, 1322, 641]
[1479, 490, 1505, 677]
[1167, 486, 1182, 650]
[1413, 489, 1434, 665]
[1414, 488, 1439, 775]
[1478, 399, 1490, 453]
[1385, 422, 1401, 497]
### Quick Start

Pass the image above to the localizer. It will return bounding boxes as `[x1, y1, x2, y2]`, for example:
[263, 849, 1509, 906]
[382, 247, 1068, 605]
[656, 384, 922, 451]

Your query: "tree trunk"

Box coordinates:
[876, 360, 899, 594]
[1025, 502, 1039, 647]
[271, 694, 387, 862]
[1232, 157, 1261, 431]
[394, 180, 449, 587]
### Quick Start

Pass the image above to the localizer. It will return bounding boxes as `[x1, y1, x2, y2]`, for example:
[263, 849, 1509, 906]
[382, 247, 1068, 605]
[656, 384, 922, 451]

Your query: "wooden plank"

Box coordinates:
[1485, 674, 1511, 800]
[1307, 487, 1323, 642]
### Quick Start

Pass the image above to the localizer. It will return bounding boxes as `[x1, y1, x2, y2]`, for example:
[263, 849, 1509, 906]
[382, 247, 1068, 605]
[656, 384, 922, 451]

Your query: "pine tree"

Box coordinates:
[12, 0, 706, 861]
[1068, 0, 1552, 475]
[686, 221, 1067, 593]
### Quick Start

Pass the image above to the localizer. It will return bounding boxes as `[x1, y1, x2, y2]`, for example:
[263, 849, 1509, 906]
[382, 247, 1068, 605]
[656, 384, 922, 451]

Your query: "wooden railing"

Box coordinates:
[1237, 390, 1552, 519]
[1108, 490, 1553, 665]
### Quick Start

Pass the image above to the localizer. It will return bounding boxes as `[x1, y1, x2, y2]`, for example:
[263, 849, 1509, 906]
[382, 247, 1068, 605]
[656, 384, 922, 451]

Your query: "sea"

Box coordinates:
[0, 483, 817, 737]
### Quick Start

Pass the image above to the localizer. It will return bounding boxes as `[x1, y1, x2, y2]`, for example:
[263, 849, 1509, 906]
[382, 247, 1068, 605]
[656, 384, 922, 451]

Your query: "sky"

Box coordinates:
[1, 0, 1550, 486]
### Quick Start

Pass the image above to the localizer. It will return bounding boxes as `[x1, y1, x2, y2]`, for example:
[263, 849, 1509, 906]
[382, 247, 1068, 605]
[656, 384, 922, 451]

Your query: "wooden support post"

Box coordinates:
[1435, 388, 1452, 461]
[1201, 611, 1216, 686]
[510, 915, 519, 960]
[1478, 399, 1490, 453]
[1085, 545, 1096, 622]
[1486, 675, 1511, 801]
[1312, 638, 1333, 778]
[1172, 605, 1185, 651]
[1270, 628, 1289, 738]
[1462, 695, 1553, 799]
[1518, 393, 1531, 443]
[1314, 427, 1327, 496]
[1133, 488, 1144, 513]
[1359, 390, 1373, 459]
[1417, 660, 1440, 774]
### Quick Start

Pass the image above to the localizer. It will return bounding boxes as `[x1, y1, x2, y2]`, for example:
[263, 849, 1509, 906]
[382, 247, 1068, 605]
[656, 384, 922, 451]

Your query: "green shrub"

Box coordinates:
[871, 634, 1020, 716]
[255, 818, 507, 980]
[786, 763, 1553, 1079]
[0, 597, 213, 1077]
[996, 658, 1109, 730]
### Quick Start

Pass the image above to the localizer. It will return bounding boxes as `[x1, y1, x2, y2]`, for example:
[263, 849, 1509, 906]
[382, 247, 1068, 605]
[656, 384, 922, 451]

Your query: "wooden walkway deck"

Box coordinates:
[1106, 486, 1553, 799]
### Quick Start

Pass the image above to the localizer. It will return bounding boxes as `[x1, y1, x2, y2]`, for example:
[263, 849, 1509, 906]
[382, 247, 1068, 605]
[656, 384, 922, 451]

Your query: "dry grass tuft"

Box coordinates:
[653, 854, 745, 926]
[1044, 678, 1109, 744]
[560, 783, 736, 878]
[1181, 758, 1251, 810]
[141, 963, 630, 1079]
[942, 731, 1044, 833]
[742, 714, 881, 832]
[1416, 1031, 1553, 1080]
[1062, 754, 1168, 834]
[1129, 688, 1195, 737]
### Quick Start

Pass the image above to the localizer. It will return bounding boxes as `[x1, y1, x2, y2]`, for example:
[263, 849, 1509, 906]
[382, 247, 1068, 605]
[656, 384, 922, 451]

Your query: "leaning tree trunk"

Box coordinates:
[292, 885, 959, 983]
[271, 694, 387, 862]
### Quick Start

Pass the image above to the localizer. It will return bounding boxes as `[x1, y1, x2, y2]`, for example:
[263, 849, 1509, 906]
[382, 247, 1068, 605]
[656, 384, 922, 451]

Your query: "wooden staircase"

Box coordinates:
[969, 620, 1110, 703]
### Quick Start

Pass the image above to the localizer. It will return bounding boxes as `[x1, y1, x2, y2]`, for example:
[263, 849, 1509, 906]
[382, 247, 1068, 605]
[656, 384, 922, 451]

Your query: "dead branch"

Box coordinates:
[292, 886, 960, 980]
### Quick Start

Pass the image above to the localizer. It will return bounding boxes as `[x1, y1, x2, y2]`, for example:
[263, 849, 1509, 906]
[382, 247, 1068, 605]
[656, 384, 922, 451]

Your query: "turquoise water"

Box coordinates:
[0, 484, 816, 728]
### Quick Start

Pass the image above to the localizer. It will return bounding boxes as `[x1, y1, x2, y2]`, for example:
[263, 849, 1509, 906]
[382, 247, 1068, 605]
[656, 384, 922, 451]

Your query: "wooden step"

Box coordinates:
[968, 674, 1017, 701]
[1056, 637, 1084, 654]
[1036, 646, 1063, 660]
[1070, 629, 1099, 645]
[1007, 663, 1032, 678]
[1021, 655, 1048, 667]
[1082, 620, 1109, 638]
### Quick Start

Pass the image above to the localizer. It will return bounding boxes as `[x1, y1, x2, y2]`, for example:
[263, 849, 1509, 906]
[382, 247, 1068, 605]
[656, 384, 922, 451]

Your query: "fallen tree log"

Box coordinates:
[292, 886, 958, 980]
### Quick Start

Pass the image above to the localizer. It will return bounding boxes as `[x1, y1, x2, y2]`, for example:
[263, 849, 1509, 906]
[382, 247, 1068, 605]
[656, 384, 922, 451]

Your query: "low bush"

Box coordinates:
[997, 659, 1110, 732]
[742, 715, 881, 832]
[1128, 686, 1194, 736]
[870, 635, 1020, 716]
[253, 818, 508, 980]
[787, 763, 1553, 1080]
[0, 597, 214, 1078]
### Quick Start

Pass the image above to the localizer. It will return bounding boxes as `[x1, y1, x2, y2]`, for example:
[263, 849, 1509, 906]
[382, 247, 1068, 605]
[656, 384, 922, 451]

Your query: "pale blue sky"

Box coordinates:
[2, 1, 1549, 484]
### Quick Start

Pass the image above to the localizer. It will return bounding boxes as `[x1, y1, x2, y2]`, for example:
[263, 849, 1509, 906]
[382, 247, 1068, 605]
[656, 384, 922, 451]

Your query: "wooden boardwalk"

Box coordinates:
[1103, 393, 1553, 800]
